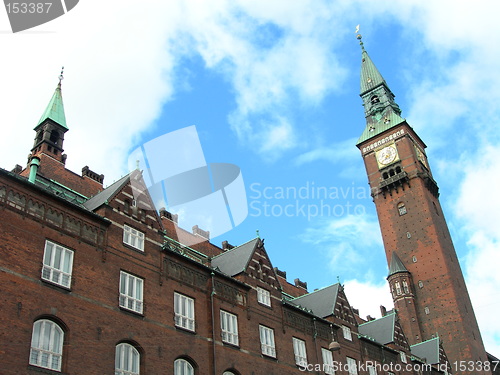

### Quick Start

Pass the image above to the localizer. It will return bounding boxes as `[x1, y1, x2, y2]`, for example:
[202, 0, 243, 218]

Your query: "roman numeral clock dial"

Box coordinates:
[375, 143, 399, 169]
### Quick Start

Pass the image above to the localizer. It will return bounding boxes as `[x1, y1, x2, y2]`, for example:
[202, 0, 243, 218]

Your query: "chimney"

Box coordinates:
[28, 157, 40, 184]
[380, 305, 387, 317]
[192, 225, 210, 240]
[274, 267, 287, 279]
[222, 240, 234, 251]
[294, 278, 307, 290]
[366, 315, 375, 321]
[160, 208, 178, 223]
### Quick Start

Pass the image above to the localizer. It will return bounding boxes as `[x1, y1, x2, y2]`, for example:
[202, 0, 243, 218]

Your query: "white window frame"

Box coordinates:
[29, 319, 64, 372]
[42, 240, 74, 288]
[342, 325, 352, 341]
[346, 357, 358, 375]
[115, 343, 140, 375]
[220, 310, 239, 346]
[259, 325, 276, 358]
[123, 224, 144, 251]
[321, 348, 335, 375]
[119, 271, 144, 314]
[402, 280, 410, 294]
[174, 292, 195, 331]
[257, 287, 271, 307]
[174, 358, 194, 375]
[367, 364, 377, 375]
[293, 337, 307, 367]
[395, 281, 402, 295]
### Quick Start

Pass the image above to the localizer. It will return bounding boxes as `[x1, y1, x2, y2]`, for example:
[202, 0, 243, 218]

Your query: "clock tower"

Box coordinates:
[355, 34, 489, 373]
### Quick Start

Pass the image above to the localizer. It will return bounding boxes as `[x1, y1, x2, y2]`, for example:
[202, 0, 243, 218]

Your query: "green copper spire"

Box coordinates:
[356, 33, 404, 146]
[388, 252, 409, 277]
[36, 68, 67, 130]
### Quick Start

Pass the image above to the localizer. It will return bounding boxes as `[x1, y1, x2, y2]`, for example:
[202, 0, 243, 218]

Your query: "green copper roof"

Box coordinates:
[360, 49, 385, 95]
[388, 252, 409, 277]
[357, 110, 405, 146]
[36, 83, 67, 130]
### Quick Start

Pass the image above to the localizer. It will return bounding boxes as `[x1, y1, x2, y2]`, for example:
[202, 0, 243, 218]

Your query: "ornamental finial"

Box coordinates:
[58, 66, 64, 86]
[355, 25, 365, 51]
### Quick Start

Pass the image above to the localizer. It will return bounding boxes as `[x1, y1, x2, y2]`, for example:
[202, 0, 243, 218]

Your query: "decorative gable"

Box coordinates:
[334, 287, 358, 325]
[246, 239, 279, 290]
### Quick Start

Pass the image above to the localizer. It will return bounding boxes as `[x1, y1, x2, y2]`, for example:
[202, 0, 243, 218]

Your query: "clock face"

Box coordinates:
[416, 147, 428, 168]
[376, 145, 398, 166]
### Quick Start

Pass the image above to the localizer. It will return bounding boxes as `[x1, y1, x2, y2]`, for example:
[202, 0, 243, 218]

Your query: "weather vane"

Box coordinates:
[58, 66, 64, 85]
[355, 25, 364, 51]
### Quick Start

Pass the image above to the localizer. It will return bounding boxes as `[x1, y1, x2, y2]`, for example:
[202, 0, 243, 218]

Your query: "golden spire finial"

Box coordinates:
[355, 25, 365, 51]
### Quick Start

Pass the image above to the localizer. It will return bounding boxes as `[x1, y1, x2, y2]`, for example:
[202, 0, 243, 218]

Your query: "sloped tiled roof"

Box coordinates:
[211, 237, 259, 276]
[411, 337, 440, 364]
[289, 284, 340, 318]
[358, 312, 396, 345]
[83, 173, 130, 211]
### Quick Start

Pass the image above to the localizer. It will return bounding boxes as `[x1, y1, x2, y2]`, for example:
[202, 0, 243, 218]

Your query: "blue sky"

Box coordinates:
[2, 0, 500, 356]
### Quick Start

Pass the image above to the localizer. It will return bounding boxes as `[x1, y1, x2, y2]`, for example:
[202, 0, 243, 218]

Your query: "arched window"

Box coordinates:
[174, 358, 194, 375]
[402, 280, 410, 294]
[223, 371, 238, 375]
[29, 319, 64, 371]
[398, 202, 407, 216]
[115, 343, 140, 375]
[395, 281, 402, 295]
[371, 95, 380, 104]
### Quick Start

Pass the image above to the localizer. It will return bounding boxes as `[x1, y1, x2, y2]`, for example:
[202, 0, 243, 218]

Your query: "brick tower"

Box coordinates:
[354, 33, 489, 373]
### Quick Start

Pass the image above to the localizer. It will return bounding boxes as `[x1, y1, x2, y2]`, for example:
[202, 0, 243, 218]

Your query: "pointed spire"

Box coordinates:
[355, 31, 405, 146]
[388, 252, 409, 276]
[357, 33, 386, 95]
[36, 67, 68, 130]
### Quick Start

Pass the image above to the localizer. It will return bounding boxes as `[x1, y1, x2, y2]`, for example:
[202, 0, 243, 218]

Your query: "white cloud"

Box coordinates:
[454, 146, 500, 355]
[301, 214, 384, 273]
[344, 279, 394, 320]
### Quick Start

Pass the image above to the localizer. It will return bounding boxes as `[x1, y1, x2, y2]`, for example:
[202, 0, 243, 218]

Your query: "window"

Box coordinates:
[115, 343, 140, 375]
[292, 338, 307, 366]
[400, 351, 407, 363]
[29, 319, 64, 371]
[367, 364, 377, 375]
[220, 310, 239, 346]
[174, 292, 195, 331]
[119, 271, 143, 314]
[174, 358, 194, 375]
[418, 280, 424, 288]
[259, 325, 276, 358]
[398, 202, 407, 216]
[402, 280, 410, 294]
[321, 348, 335, 375]
[123, 224, 144, 251]
[346, 357, 358, 375]
[257, 287, 271, 307]
[424, 307, 430, 315]
[395, 282, 402, 295]
[342, 325, 352, 341]
[42, 240, 74, 288]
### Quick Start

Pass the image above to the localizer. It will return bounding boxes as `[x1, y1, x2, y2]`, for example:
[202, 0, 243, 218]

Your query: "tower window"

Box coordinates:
[397, 202, 407, 216]
[424, 307, 430, 315]
[402, 280, 409, 294]
[371, 95, 380, 104]
[395, 282, 402, 295]
[418, 281, 424, 288]
[50, 130, 60, 144]
[412, 256, 417, 263]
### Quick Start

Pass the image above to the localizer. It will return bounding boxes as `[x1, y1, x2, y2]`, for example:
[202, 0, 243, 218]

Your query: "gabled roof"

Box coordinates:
[411, 337, 440, 364]
[289, 284, 340, 318]
[388, 252, 409, 277]
[37, 82, 67, 129]
[358, 312, 396, 345]
[83, 173, 130, 211]
[211, 237, 259, 276]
